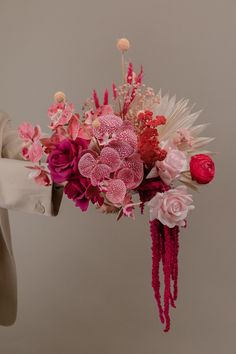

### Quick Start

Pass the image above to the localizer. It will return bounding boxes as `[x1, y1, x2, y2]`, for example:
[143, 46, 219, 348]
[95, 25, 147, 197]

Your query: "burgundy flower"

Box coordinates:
[64, 176, 90, 211]
[136, 178, 169, 213]
[47, 138, 89, 183]
[64, 176, 104, 211]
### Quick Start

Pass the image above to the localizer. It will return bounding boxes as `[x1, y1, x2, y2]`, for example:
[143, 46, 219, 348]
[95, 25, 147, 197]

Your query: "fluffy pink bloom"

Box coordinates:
[172, 128, 193, 148]
[154, 148, 188, 185]
[148, 186, 194, 228]
[26, 165, 51, 186]
[18, 122, 41, 143]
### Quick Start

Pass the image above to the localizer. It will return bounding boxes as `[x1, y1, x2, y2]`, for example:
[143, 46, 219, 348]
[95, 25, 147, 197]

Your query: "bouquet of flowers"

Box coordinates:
[18, 38, 215, 332]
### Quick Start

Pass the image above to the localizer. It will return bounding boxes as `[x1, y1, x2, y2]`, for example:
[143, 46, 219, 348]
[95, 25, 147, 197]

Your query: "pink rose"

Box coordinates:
[190, 154, 215, 184]
[148, 186, 194, 228]
[156, 148, 187, 185]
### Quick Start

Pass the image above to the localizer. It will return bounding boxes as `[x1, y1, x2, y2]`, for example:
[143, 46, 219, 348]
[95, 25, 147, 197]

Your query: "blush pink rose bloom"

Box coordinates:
[155, 148, 188, 185]
[148, 186, 194, 228]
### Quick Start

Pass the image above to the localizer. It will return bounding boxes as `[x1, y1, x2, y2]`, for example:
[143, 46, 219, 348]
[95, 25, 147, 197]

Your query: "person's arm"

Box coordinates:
[0, 113, 63, 216]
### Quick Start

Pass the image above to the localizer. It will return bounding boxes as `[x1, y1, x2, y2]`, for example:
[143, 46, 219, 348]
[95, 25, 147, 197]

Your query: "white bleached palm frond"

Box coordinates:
[153, 93, 214, 153]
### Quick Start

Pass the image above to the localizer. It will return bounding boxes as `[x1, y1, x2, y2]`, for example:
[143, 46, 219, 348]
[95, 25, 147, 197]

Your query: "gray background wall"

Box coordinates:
[0, 0, 235, 353]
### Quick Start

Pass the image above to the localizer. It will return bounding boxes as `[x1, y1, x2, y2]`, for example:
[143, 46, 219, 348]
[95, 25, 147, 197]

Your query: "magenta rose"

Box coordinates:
[47, 138, 89, 183]
[190, 154, 215, 184]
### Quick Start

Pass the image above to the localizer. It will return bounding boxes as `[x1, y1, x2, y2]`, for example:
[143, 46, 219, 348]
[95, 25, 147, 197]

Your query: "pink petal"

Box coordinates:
[32, 125, 42, 141]
[18, 122, 35, 142]
[106, 179, 126, 204]
[68, 115, 80, 140]
[93, 114, 123, 139]
[28, 142, 43, 163]
[78, 153, 97, 177]
[108, 141, 134, 159]
[34, 171, 51, 186]
[22, 146, 29, 160]
[116, 168, 135, 188]
[90, 164, 111, 186]
[122, 155, 144, 188]
[100, 147, 121, 172]
[116, 129, 137, 148]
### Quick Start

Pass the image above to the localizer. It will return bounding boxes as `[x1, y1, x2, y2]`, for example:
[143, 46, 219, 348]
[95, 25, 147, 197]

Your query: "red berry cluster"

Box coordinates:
[137, 111, 167, 166]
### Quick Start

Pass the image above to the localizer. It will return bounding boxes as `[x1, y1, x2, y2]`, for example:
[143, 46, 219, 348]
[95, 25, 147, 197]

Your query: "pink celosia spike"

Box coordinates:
[112, 83, 117, 99]
[135, 65, 143, 84]
[127, 62, 133, 84]
[93, 89, 100, 109]
[150, 220, 164, 324]
[103, 89, 109, 105]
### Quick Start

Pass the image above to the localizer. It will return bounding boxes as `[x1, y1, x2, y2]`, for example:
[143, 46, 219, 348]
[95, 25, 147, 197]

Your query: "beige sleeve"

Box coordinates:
[0, 116, 63, 216]
[0, 158, 63, 216]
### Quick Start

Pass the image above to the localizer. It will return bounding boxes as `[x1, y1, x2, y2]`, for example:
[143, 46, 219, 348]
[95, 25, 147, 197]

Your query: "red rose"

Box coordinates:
[190, 154, 215, 184]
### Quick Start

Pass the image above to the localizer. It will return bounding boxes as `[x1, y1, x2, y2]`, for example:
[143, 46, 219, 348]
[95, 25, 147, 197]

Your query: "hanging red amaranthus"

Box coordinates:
[150, 219, 179, 332]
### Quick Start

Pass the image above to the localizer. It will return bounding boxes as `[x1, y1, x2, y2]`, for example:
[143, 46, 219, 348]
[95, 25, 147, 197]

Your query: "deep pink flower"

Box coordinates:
[22, 142, 43, 163]
[190, 154, 215, 184]
[48, 138, 89, 183]
[64, 176, 90, 211]
[48, 102, 74, 129]
[26, 165, 51, 186]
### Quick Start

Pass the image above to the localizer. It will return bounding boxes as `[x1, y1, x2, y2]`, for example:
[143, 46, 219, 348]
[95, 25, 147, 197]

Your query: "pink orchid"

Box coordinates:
[18, 122, 41, 143]
[78, 147, 121, 186]
[48, 102, 75, 129]
[68, 115, 92, 140]
[106, 179, 127, 204]
[26, 165, 51, 186]
[117, 193, 137, 220]
[121, 154, 144, 189]
[22, 142, 43, 163]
